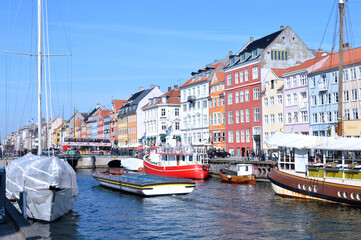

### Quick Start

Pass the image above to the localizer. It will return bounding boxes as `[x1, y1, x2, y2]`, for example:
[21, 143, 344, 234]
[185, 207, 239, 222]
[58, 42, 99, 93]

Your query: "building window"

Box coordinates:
[294, 112, 298, 123]
[301, 111, 308, 122]
[264, 97, 268, 107]
[161, 122, 166, 130]
[343, 70, 349, 81]
[253, 87, 259, 100]
[353, 109, 358, 120]
[240, 71, 244, 82]
[240, 91, 244, 102]
[264, 115, 269, 124]
[351, 68, 356, 80]
[236, 130, 240, 143]
[245, 69, 249, 81]
[319, 112, 325, 123]
[245, 89, 250, 101]
[293, 93, 298, 105]
[228, 93, 233, 105]
[270, 96, 274, 106]
[241, 109, 245, 123]
[252, 66, 259, 79]
[278, 95, 282, 105]
[300, 74, 307, 86]
[288, 112, 292, 124]
[227, 74, 232, 86]
[161, 108, 166, 116]
[228, 111, 234, 124]
[203, 85, 207, 95]
[246, 129, 250, 142]
[235, 72, 239, 84]
[333, 92, 338, 103]
[228, 131, 234, 143]
[351, 89, 358, 101]
[278, 113, 283, 123]
[235, 92, 239, 103]
[254, 107, 260, 122]
[236, 110, 240, 123]
[286, 78, 291, 89]
[222, 112, 225, 124]
[246, 109, 250, 122]
[292, 77, 297, 87]
[287, 94, 291, 106]
[343, 90, 349, 102]
[270, 114, 275, 124]
[175, 122, 180, 130]
[217, 98, 220, 106]
[332, 72, 338, 84]
[241, 130, 245, 142]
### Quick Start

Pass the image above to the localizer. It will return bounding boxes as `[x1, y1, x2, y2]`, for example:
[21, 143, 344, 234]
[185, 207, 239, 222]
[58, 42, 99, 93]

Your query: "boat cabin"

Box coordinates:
[267, 132, 361, 181]
[236, 164, 253, 176]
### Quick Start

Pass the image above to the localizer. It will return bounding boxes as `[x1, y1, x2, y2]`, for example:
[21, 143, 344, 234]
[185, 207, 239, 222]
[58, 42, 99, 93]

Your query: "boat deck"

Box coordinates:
[282, 169, 361, 187]
[96, 172, 194, 186]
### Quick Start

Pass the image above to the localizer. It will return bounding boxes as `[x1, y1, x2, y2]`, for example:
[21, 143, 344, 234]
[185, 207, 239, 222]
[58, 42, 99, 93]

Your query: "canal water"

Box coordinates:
[32, 169, 361, 240]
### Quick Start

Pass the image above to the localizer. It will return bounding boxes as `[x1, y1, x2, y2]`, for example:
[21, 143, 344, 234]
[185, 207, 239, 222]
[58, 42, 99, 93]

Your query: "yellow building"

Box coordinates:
[261, 69, 285, 151]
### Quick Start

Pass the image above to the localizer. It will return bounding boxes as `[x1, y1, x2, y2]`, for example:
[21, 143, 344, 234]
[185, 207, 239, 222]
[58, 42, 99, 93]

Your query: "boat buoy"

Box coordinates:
[138, 167, 144, 172]
[202, 165, 208, 171]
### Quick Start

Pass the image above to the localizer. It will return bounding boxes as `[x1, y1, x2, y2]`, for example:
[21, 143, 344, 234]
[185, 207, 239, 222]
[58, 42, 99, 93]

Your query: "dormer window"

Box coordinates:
[252, 49, 257, 58]
[240, 54, 245, 61]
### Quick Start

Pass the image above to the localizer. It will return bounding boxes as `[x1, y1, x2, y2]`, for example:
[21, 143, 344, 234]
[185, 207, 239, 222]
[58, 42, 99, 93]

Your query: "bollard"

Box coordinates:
[0, 168, 5, 223]
[19, 191, 27, 219]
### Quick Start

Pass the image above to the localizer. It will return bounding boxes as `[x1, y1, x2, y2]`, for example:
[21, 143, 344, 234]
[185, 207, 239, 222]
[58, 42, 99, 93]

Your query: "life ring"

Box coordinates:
[202, 165, 208, 171]
[138, 167, 144, 172]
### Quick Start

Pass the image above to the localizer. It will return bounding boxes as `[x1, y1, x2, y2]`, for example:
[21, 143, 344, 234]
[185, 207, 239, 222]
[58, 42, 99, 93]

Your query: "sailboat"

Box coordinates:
[5, 0, 78, 221]
[266, 0, 361, 206]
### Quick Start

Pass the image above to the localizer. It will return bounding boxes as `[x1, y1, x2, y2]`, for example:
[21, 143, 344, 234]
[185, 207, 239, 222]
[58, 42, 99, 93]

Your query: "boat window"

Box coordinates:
[338, 191, 342, 197]
[313, 186, 318, 192]
[245, 166, 248, 171]
[189, 156, 193, 162]
[351, 193, 355, 199]
[308, 186, 312, 191]
[343, 192, 348, 198]
[303, 185, 307, 190]
[298, 184, 302, 189]
[357, 194, 361, 200]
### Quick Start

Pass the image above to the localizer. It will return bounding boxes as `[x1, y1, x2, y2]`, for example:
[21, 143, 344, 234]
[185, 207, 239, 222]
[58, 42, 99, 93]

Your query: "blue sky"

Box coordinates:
[1, 0, 361, 139]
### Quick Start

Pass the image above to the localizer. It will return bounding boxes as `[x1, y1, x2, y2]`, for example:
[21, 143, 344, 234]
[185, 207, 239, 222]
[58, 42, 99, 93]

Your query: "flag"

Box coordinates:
[166, 125, 172, 136]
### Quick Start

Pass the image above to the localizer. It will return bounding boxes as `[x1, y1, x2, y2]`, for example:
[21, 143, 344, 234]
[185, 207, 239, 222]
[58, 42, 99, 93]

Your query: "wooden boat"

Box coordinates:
[93, 168, 196, 196]
[143, 146, 209, 179]
[219, 164, 256, 184]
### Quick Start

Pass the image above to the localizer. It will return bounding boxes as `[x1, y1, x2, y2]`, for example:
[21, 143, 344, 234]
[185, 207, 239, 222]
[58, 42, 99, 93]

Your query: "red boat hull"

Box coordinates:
[143, 159, 209, 180]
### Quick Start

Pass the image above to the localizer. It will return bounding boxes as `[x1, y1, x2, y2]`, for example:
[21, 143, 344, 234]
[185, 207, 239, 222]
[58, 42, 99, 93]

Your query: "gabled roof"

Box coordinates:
[180, 61, 223, 88]
[118, 87, 157, 117]
[142, 88, 180, 109]
[309, 47, 361, 74]
[113, 100, 127, 112]
[227, 29, 284, 68]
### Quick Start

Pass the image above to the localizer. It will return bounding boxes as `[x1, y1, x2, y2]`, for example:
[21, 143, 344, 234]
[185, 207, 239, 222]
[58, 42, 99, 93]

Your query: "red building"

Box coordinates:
[224, 26, 315, 157]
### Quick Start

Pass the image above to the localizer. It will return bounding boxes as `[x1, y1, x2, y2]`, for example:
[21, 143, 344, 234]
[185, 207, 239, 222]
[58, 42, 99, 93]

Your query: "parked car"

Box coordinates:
[208, 150, 231, 158]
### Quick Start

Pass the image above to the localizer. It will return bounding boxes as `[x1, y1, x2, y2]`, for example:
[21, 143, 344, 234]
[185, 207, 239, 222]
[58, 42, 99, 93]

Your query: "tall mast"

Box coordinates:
[337, 0, 344, 137]
[37, 0, 42, 155]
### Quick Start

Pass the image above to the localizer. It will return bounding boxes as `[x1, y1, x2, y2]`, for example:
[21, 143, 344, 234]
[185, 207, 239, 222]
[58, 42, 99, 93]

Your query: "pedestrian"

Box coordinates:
[251, 151, 255, 161]
[0, 148, 2, 159]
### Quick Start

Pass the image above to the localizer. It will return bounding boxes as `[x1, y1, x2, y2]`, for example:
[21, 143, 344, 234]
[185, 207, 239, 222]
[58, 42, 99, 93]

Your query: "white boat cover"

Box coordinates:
[265, 132, 361, 151]
[5, 153, 78, 221]
[121, 158, 144, 171]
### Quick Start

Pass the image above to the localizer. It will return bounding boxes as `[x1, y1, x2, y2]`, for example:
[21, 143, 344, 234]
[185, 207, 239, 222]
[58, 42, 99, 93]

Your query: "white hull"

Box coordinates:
[96, 178, 194, 196]
[121, 158, 144, 171]
[270, 182, 321, 201]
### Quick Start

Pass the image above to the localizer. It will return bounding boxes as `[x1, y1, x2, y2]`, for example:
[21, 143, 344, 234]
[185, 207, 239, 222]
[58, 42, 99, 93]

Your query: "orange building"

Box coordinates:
[127, 113, 137, 146]
[209, 72, 226, 150]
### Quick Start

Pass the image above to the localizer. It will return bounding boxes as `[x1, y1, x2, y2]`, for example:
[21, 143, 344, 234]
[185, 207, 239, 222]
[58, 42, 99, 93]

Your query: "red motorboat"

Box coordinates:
[143, 146, 209, 180]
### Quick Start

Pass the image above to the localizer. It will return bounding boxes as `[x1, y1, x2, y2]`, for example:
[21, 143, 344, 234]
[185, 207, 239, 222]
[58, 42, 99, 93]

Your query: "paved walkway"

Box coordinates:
[0, 219, 22, 240]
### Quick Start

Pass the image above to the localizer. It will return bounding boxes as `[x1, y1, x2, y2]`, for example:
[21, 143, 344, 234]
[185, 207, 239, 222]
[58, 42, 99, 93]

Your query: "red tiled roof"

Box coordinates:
[277, 85, 284, 91]
[215, 72, 224, 82]
[310, 47, 361, 74]
[113, 100, 127, 112]
[272, 52, 330, 77]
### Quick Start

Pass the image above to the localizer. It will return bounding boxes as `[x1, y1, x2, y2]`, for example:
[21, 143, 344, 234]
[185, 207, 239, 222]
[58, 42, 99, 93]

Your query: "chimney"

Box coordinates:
[229, 51, 233, 56]
[174, 85, 178, 89]
[214, 59, 218, 63]
[96, 103, 100, 108]
[343, 43, 350, 50]
[168, 87, 172, 92]
[139, 86, 145, 91]
[150, 84, 155, 89]
[280, 26, 284, 30]
[250, 37, 254, 42]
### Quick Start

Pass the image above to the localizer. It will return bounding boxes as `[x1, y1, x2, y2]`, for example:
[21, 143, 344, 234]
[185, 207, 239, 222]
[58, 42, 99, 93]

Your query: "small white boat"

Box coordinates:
[6, 153, 78, 221]
[93, 168, 195, 196]
[121, 157, 144, 171]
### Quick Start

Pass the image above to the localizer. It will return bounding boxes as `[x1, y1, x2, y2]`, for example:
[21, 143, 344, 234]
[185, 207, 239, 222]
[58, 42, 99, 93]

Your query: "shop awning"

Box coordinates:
[160, 135, 166, 140]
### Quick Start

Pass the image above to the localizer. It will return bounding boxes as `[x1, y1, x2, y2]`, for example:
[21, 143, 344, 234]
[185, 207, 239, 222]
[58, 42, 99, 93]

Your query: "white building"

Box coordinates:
[180, 61, 226, 146]
[142, 86, 181, 146]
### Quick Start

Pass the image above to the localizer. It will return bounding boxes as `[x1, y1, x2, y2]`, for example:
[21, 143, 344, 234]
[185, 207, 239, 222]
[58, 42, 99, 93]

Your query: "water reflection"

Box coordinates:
[36, 169, 361, 240]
